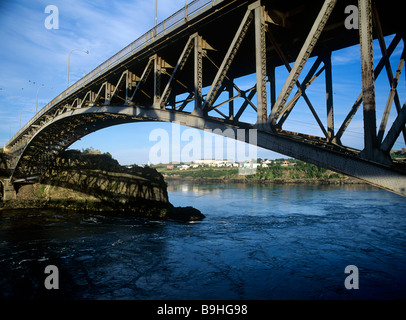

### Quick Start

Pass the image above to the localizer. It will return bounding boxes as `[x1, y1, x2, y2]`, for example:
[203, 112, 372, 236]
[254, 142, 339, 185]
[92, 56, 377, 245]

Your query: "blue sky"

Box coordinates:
[0, 0, 404, 165]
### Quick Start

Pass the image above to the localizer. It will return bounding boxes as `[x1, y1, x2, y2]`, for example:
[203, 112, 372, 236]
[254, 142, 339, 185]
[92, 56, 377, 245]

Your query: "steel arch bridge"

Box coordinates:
[4, 0, 406, 196]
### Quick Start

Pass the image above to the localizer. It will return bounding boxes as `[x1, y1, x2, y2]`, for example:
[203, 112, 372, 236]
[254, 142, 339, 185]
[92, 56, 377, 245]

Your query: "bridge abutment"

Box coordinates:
[1, 179, 17, 201]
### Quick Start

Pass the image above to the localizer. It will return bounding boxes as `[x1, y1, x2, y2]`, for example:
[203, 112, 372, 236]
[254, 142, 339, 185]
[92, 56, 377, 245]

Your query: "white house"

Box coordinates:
[194, 159, 235, 167]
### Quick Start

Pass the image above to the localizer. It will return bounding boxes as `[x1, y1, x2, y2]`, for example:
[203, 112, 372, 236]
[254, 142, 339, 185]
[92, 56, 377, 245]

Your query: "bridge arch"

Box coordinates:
[10, 105, 235, 180]
[9, 105, 406, 196]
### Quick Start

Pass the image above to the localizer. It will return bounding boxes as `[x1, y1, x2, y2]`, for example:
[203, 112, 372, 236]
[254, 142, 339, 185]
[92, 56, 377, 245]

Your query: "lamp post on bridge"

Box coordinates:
[36, 86, 53, 114]
[67, 49, 89, 88]
[155, 0, 157, 27]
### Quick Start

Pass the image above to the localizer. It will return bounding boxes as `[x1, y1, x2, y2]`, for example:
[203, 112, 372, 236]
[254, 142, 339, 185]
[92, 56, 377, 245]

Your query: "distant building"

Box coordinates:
[89, 149, 102, 155]
[280, 160, 296, 167]
[194, 159, 234, 167]
[194, 159, 217, 166]
[242, 161, 259, 169]
[281, 160, 290, 167]
[261, 160, 273, 167]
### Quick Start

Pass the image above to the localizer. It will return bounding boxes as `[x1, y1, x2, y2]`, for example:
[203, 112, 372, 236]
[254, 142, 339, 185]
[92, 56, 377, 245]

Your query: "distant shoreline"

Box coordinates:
[154, 158, 369, 186]
[163, 175, 365, 185]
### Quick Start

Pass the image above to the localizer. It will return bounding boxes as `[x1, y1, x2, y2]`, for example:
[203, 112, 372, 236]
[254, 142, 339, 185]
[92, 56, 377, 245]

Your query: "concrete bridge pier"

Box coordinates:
[1, 179, 16, 201]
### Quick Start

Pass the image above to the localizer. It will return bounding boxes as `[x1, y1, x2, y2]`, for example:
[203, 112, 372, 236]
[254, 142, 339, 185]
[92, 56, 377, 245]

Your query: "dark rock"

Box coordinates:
[167, 206, 206, 221]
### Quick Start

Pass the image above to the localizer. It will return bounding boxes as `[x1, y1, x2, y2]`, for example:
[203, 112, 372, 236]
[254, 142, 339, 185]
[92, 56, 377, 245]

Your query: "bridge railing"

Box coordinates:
[8, 0, 222, 148]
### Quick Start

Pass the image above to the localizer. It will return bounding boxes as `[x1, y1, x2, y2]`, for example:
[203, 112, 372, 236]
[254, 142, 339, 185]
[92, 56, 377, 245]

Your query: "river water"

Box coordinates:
[0, 182, 405, 300]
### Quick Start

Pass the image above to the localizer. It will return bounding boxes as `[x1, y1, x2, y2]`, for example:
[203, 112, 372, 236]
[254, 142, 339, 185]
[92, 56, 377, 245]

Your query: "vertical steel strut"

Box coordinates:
[358, 0, 378, 160]
[254, 3, 268, 125]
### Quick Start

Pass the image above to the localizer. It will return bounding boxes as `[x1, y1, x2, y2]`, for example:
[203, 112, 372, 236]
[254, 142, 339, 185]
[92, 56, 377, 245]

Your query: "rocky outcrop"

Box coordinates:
[1, 150, 205, 221]
[0, 152, 10, 178]
[44, 150, 170, 206]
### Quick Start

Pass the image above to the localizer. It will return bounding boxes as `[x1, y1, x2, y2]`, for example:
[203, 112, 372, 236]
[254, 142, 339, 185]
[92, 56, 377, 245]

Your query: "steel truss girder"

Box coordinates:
[270, 0, 337, 125]
[159, 35, 195, 109]
[254, 3, 268, 125]
[335, 34, 403, 144]
[359, 0, 378, 160]
[265, 0, 405, 167]
[202, 7, 254, 113]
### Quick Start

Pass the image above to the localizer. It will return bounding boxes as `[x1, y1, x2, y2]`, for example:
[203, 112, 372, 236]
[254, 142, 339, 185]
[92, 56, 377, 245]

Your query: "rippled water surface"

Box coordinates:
[1, 182, 405, 299]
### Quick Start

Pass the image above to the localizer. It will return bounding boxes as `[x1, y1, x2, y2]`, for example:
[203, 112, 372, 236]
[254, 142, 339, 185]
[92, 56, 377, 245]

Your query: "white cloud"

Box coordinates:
[332, 45, 360, 66]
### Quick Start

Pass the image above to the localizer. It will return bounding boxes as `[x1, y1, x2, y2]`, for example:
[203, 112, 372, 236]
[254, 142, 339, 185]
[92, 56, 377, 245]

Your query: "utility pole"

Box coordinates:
[155, 0, 157, 27]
